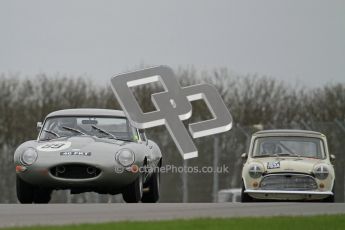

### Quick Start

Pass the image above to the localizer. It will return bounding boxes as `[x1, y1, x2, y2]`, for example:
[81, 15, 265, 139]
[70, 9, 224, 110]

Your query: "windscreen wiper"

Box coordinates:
[61, 126, 87, 136]
[43, 129, 60, 138]
[255, 153, 278, 158]
[40, 129, 69, 141]
[91, 125, 131, 142]
[91, 125, 117, 139]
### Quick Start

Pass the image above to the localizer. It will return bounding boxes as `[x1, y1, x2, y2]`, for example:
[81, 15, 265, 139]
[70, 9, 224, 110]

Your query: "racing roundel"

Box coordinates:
[37, 142, 72, 152]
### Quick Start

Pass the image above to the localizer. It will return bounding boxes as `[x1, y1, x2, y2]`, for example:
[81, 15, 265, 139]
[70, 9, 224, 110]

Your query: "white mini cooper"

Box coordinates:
[241, 130, 335, 202]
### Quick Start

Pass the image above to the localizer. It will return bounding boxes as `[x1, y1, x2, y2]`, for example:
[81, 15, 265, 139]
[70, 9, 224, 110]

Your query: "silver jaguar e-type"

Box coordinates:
[14, 109, 162, 203]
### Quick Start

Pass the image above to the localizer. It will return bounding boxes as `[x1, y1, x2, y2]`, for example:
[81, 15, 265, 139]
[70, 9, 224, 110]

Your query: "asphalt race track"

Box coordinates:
[0, 203, 344, 227]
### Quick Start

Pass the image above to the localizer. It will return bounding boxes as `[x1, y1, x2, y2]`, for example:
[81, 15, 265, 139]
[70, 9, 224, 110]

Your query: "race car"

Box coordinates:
[14, 109, 162, 203]
[241, 130, 335, 202]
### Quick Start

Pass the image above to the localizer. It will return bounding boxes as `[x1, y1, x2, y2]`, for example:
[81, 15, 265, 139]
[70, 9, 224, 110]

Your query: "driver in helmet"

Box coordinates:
[262, 141, 279, 155]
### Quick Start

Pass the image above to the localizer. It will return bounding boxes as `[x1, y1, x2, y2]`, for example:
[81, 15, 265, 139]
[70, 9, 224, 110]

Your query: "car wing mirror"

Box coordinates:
[330, 154, 336, 164]
[138, 129, 145, 134]
[138, 129, 148, 145]
[37, 122, 43, 131]
[241, 153, 248, 160]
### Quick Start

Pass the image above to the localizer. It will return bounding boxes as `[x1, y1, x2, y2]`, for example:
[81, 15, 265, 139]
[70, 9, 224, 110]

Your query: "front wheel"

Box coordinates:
[33, 188, 52, 204]
[16, 176, 52, 204]
[322, 195, 335, 203]
[122, 173, 143, 203]
[141, 171, 160, 203]
[322, 185, 335, 203]
[16, 176, 34, 204]
[241, 181, 253, 202]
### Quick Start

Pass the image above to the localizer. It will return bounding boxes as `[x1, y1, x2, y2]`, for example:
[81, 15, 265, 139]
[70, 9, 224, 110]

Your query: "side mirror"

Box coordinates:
[330, 154, 336, 164]
[241, 153, 248, 160]
[138, 129, 148, 145]
[37, 122, 43, 131]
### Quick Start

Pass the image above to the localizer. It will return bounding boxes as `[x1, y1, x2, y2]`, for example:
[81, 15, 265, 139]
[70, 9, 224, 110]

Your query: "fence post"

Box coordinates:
[182, 159, 188, 203]
[212, 136, 220, 202]
[237, 124, 250, 152]
[334, 119, 345, 202]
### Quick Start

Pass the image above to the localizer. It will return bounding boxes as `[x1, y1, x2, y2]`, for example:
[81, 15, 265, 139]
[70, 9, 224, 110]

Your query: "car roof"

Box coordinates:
[253, 129, 325, 137]
[46, 108, 125, 118]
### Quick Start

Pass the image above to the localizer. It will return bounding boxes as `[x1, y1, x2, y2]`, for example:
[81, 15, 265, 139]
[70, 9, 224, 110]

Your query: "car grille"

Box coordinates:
[260, 174, 318, 191]
[50, 164, 101, 179]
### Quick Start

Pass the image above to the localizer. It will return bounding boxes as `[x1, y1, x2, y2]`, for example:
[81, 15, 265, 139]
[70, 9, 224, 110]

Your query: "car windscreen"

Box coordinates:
[39, 116, 134, 141]
[252, 136, 325, 159]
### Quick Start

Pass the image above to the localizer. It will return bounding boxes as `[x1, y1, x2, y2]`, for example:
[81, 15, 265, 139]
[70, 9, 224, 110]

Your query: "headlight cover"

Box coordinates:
[248, 164, 263, 178]
[21, 148, 38, 165]
[116, 149, 135, 167]
[314, 165, 329, 180]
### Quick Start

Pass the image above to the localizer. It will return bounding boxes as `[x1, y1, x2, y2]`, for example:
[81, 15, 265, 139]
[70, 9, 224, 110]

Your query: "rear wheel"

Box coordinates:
[141, 171, 160, 203]
[122, 174, 143, 203]
[241, 181, 253, 202]
[16, 176, 34, 204]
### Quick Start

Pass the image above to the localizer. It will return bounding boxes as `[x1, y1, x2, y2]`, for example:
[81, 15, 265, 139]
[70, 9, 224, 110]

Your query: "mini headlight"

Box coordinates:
[314, 165, 329, 180]
[21, 148, 38, 165]
[116, 149, 135, 167]
[249, 164, 263, 178]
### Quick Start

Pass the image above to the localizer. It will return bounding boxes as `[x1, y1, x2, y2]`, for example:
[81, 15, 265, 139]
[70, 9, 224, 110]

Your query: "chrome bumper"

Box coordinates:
[245, 189, 333, 196]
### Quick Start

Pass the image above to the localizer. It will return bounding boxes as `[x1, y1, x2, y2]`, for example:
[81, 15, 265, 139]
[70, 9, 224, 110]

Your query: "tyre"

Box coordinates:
[241, 181, 253, 202]
[322, 195, 335, 203]
[16, 176, 34, 204]
[122, 173, 143, 203]
[322, 185, 335, 203]
[141, 171, 160, 203]
[33, 188, 52, 204]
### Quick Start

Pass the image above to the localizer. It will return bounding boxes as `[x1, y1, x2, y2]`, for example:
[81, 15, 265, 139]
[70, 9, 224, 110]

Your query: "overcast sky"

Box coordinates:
[0, 0, 344, 87]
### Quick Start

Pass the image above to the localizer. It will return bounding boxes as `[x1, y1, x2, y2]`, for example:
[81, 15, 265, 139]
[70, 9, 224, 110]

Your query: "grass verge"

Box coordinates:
[1, 215, 344, 230]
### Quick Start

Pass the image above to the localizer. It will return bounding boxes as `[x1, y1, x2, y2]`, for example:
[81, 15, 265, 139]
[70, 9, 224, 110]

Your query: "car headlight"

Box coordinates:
[116, 149, 135, 167]
[248, 164, 263, 178]
[314, 165, 329, 180]
[21, 148, 38, 165]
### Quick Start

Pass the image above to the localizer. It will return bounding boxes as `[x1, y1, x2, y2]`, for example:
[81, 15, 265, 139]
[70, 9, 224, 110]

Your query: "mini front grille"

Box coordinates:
[50, 164, 101, 179]
[260, 174, 318, 191]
